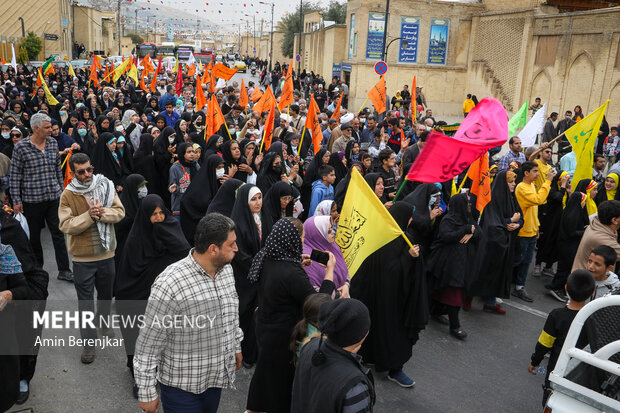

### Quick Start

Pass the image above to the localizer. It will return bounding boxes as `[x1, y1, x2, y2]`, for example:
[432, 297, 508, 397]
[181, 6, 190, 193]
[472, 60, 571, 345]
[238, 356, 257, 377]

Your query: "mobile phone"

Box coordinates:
[310, 249, 329, 266]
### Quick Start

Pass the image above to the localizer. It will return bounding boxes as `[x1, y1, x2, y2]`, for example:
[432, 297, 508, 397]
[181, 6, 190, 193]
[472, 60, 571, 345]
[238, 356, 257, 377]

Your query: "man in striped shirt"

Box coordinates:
[134, 213, 243, 413]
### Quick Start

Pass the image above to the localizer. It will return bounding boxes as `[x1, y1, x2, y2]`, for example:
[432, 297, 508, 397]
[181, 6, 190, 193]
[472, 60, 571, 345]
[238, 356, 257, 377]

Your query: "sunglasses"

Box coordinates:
[10, 133, 21, 138]
[75, 166, 94, 175]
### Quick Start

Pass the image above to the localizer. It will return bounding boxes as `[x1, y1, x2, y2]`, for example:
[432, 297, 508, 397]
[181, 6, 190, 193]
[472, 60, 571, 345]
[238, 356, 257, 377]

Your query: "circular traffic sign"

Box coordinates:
[374, 61, 387, 75]
[296, 54, 301, 62]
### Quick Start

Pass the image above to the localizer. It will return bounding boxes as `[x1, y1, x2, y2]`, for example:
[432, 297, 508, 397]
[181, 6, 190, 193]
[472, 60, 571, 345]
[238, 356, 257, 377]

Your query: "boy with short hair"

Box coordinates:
[309, 165, 335, 217]
[587, 245, 620, 299]
[528, 270, 595, 407]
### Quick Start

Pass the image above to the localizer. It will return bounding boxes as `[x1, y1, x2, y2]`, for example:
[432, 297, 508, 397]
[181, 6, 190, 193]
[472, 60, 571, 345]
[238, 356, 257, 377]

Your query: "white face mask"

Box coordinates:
[137, 186, 148, 199]
[426, 126, 432, 132]
[116, 125, 124, 132]
[1, 132, 9, 139]
[215, 168, 225, 179]
[168, 137, 175, 144]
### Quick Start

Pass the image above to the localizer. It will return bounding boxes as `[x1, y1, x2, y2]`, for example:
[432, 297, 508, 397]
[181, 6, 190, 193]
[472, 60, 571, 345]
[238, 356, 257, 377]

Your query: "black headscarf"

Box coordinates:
[176, 142, 199, 179]
[262, 181, 294, 226]
[203, 134, 224, 159]
[441, 193, 472, 227]
[403, 183, 442, 254]
[115, 194, 190, 300]
[559, 191, 589, 241]
[256, 152, 283, 194]
[118, 174, 146, 228]
[334, 163, 362, 212]
[328, 152, 348, 187]
[389, 201, 414, 232]
[179, 154, 224, 244]
[95, 114, 112, 136]
[91, 132, 122, 186]
[207, 178, 244, 217]
[62, 110, 79, 133]
[70, 121, 95, 156]
[220, 139, 250, 181]
[174, 118, 189, 144]
[303, 148, 328, 187]
[364, 173, 385, 203]
[231, 184, 273, 260]
[247, 217, 302, 283]
[134, 133, 154, 160]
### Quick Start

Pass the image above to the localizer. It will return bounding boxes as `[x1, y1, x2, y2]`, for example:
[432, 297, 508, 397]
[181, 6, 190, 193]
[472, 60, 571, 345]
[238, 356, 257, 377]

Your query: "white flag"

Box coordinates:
[187, 52, 196, 67]
[216, 78, 226, 89]
[10, 43, 17, 71]
[518, 103, 546, 147]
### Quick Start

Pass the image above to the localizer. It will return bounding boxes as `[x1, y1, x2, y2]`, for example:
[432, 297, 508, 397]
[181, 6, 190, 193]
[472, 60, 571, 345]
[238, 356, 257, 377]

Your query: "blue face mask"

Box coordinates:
[78, 128, 87, 137]
[429, 193, 440, 208]
[59, 110, 66, 116]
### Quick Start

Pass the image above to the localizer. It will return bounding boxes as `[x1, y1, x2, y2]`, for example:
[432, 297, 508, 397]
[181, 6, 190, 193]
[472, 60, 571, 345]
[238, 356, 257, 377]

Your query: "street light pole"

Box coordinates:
[270, 3, 274, 71]
[297, 0, 303, 74]
[380, 0, 390, 62]
[18, 17, 25, 38]
[116, 0, 121, 55]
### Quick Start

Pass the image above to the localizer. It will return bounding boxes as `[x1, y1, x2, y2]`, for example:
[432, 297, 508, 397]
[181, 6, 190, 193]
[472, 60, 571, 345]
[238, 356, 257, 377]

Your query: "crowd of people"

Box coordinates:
[0, 57, 619, 413]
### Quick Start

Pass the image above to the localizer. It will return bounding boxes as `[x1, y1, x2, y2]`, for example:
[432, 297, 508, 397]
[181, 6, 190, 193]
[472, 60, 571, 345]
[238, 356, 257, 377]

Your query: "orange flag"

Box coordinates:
[63, 151, 73, 188]
[304, 94, 323, 154]
[367, 76, 386, 114]
[44, 63, 55, 75]
[187, 63, 196, 78]
[239, 79, 249, 109]
[32, 69, 42, 96]
[212, 63, 237, 80]
[139, 70, 148, 92]
[150, 58, 161, 93]
[195, 74, 207, 112]
[89, 62, 99, 88]
[250, 87, 263, 103]
[201, 67, 211, 84]
[468, 152, 491, 211]
[277, 58, 295, 111]
[103, 62, 110, 81]
[109, 59, 115, 73]
[330, 93, 344, 120]
[260, 100, 276, 152]
[253, 86, 275, 114]
[0, 58, 6, 65]
[206, 94, 226, 138]
[142, 54, 154, 74]
[400, 129, 408, 151]
[411, 75, 417, 123]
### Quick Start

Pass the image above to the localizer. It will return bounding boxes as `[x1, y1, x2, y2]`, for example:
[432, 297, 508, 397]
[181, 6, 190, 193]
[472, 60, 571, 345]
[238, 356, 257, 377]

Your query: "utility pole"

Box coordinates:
[269, 3, 274, 71]
[246, 20, 249, 56]
[253, 15, 256, 55]
[380, 0, 390, 62]
[146, 15, 150, 42]
[116, 0, 121, 55]
[134, 9, 138, 34]
[297, 0, 303, 74]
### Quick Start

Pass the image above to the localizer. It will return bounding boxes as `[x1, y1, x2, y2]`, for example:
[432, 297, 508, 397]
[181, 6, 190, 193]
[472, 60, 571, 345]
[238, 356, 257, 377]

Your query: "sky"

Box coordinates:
[120, 0, 337, 38]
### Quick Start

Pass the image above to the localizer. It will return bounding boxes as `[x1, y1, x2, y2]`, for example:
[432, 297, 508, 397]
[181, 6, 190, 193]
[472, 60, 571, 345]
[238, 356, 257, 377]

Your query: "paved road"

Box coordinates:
[9, 224, 562, 413]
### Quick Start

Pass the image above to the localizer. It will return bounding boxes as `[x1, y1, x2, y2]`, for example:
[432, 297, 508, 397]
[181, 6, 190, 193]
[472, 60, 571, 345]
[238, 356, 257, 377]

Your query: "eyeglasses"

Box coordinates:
[75, 166, 94, 175]
[543, 150, 552, 154]
[10, 133, 21, 138]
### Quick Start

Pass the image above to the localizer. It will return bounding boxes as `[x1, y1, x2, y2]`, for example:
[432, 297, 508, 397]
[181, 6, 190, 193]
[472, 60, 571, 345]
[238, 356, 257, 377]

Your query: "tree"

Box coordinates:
[21, 31, 42, 61]
[127, 33, 144, 44]
[280, 1, 322, 58]
[16, 45, 29, 64]
[323, 0, 346, 24]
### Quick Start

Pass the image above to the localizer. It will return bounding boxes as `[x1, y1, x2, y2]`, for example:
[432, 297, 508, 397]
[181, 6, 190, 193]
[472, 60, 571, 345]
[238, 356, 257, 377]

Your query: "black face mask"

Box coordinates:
[272, 163, 281, 172]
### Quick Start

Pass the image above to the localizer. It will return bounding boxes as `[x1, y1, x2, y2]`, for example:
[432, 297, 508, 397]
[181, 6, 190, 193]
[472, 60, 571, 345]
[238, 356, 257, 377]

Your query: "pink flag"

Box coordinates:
[406, 98, 508, 183]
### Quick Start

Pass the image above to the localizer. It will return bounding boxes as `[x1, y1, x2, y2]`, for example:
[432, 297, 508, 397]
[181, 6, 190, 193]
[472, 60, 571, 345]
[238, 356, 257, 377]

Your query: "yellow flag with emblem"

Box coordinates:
[38, 69, 58, 105]
[336, 168, 411, 277]
[112, 58, 132, 83]
[68, 63, 76, 77]
[127, 63, 138, 85]
[565, 100, 609, 186]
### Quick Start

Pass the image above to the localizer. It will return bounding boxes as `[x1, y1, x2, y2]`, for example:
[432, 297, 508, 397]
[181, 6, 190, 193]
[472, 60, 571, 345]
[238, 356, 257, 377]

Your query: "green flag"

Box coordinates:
[508, 100, 528, 138]
[41, 56, 55, 73]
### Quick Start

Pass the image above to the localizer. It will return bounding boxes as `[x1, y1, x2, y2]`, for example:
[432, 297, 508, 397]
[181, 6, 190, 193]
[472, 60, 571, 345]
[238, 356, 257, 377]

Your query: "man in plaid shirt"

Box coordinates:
[9, 112, 72, 281]
[498, 137, 526, 172]
[134, 213, 243, 413]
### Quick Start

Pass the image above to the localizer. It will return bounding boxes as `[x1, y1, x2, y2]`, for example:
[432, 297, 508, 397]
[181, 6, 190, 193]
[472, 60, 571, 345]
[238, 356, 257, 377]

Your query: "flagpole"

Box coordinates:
[528, 131, 568, 160]
[259, 124, 268, 153]
[357, 97, 369, 113]
[298, 127, 307, 154]
[401, 232, 414, 249]
[223, 121, 233, 140]
[392, 178, 407, 202]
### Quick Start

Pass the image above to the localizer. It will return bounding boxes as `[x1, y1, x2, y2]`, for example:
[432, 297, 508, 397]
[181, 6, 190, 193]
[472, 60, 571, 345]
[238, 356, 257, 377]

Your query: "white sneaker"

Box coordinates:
[496, 297, 503, 304]
[533, 264, 541, 277]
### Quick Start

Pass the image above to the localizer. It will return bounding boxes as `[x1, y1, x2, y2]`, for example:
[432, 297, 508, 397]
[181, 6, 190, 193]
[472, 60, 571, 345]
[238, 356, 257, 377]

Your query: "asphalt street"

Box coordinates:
[11, 71, 538, 413]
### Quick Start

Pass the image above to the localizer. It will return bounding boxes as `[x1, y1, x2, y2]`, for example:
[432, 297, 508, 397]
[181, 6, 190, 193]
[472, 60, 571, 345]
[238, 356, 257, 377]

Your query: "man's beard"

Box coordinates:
[212, 253, 233, 270]
[76, 176, 91, 185]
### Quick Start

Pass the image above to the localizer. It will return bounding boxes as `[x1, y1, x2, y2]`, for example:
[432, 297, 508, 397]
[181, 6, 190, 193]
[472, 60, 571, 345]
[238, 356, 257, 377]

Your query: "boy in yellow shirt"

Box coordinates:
[513, 161, 556, 302]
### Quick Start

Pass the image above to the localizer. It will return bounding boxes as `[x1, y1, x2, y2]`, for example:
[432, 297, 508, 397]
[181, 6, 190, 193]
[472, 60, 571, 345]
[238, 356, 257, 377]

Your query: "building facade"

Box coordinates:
[302, 0, 620, 122]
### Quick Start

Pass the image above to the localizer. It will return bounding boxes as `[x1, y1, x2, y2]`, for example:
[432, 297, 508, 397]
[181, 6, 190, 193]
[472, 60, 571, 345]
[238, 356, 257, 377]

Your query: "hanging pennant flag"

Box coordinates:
[195, 73, 207, 111]
[336, 168, 409, 276]
[93, 54, 104, 70]
[518, 103, 547, 147]
[565, 100, 610, 186]
[277, 58, 295, 111]
[175, 61, 184, 96]
[187, 63, 196, 77]
[142, 54, 155, 74]
[468, 152, 491, 211]
[508, 100, 528, 139]
[89, 62, 99, 88]
[10, 43, 17, 71]
[212, 62, 237, 80]
[367, 76, 386, 114]
[150, 58, 161, 93]
[205, 93, 226, 137]
[330, 92, 344, 121]
[139, 69, 148, 92]
[239, 78, 249, 109]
